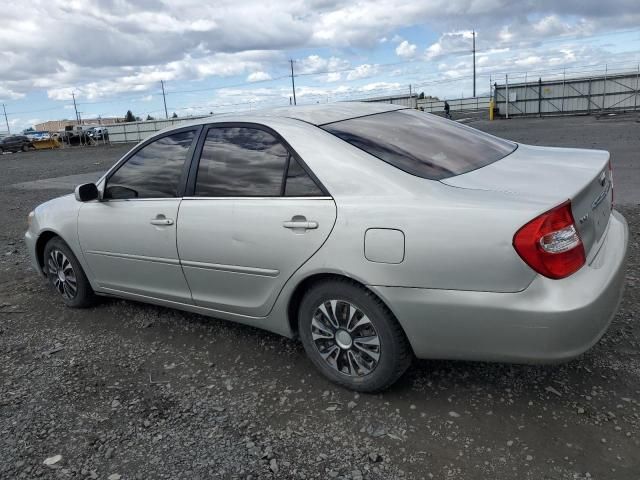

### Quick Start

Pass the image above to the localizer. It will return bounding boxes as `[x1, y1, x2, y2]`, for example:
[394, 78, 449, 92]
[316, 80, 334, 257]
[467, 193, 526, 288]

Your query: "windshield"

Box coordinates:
[321, 109, 516, 180]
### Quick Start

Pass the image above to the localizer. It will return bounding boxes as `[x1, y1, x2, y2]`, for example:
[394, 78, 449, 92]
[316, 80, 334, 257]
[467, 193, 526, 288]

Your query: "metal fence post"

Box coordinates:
[505, 74, 509, 119]
[538, 77, 542, 117]
[524, 72, 528, 115]
[635, 64, 639, 111]
[561, 68, 566, 114]
[602, 64, 608, 113]
[587, 77, 592, 114]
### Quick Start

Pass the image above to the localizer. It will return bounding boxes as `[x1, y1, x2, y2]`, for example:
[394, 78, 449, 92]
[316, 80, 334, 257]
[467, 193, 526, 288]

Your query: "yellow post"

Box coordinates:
[489, 99, 495, 121]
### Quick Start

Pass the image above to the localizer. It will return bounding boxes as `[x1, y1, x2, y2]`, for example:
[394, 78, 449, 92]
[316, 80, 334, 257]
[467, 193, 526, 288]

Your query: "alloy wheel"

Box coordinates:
[311, 299, 381, 377]
[47, 249, 78, 300]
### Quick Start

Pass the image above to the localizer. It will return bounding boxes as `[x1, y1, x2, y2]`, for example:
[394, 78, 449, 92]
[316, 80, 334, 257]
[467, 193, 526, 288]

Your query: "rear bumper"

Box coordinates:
[371, 210, 629, 363]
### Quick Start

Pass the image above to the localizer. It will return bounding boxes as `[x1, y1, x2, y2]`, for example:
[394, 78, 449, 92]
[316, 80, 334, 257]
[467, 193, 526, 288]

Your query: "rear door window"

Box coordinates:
[321, 109, 516, 180]
[284, 156, 324, 196]
[195, 127, 288, 197]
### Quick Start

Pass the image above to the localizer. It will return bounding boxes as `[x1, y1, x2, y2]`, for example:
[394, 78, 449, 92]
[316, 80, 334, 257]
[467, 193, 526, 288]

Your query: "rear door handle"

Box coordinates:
[283, 220, 318, 230]
[150, 215, 174, 226]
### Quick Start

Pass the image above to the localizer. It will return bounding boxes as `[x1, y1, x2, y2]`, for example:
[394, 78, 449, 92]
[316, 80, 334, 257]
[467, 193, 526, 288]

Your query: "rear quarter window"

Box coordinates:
[321, 109, 516, 180]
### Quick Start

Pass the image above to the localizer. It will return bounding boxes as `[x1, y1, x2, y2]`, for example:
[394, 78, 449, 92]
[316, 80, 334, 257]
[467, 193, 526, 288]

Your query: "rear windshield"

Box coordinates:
[321, 109, 516, 180]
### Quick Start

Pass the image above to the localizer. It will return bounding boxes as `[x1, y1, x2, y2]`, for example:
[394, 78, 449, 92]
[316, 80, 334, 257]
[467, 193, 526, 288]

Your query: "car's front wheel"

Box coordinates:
[43, 237, 96, 308]
[298, 279, 412, 392]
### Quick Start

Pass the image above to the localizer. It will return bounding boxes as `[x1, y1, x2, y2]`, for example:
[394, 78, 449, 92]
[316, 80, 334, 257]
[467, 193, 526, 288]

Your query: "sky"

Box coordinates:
[2, 0, 640, 132]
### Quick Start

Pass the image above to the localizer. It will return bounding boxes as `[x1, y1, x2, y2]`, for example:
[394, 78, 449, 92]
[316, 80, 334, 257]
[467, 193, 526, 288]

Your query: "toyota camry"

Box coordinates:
[25, 103, 628, 391]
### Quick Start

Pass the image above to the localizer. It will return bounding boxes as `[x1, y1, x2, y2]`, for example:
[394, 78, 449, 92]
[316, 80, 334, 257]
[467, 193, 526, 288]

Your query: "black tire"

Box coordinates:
[43, 237, 96, 308]
[298, 279, 412, 392]
[21, 144, 28, 152]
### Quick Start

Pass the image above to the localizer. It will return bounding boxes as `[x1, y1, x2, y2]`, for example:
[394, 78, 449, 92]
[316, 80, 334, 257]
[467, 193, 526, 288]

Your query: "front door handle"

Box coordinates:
[150, 214, 174, 226]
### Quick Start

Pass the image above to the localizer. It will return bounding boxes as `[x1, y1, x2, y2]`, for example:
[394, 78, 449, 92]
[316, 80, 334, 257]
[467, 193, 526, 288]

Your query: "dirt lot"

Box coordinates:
[1, 116, 639, 480]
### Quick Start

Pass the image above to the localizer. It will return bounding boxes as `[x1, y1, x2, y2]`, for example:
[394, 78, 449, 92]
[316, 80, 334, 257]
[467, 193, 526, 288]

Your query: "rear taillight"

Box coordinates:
[513, 201, 586, 279]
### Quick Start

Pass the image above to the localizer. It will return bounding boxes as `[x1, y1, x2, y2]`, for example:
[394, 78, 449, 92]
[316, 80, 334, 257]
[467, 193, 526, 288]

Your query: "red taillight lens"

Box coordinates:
[513, 201, 586, 279]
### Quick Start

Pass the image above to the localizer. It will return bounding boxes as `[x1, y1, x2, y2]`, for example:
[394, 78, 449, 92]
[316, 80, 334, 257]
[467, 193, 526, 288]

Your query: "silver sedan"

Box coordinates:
[25, 103, 628, 391]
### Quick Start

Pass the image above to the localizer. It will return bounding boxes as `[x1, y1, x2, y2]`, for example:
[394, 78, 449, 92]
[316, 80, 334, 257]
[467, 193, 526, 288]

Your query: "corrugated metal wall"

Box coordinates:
[494, 72, 640, 117]
[108, 116, 209, 143]
[359, 94, 491, 113]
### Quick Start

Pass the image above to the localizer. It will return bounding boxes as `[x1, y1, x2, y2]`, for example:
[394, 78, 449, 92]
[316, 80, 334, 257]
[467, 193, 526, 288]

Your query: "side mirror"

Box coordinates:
[74, 183, 99, 202]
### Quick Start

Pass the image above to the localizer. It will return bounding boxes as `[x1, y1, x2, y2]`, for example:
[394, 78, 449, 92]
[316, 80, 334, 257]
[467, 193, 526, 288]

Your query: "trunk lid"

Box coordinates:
[441, 144, 613, 257]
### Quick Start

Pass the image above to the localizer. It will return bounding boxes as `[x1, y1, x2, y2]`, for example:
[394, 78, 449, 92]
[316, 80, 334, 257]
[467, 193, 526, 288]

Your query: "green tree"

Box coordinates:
[124, 110, 135, 122]
[146, 114, 155, 121]
[172, 112, 178, 118]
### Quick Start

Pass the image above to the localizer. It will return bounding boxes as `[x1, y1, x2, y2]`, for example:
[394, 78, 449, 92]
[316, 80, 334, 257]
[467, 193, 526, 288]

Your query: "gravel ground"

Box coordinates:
[1, 119, 639, 479]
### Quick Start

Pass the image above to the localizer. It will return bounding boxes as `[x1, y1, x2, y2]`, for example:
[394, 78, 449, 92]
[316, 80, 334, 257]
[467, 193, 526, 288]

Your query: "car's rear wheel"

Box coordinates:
[298, 279, 412, 392]
[43, 237, 96, 308]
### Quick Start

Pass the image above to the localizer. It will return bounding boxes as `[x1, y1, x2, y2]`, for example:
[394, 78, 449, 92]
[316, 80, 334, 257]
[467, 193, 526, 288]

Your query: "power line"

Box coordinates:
[163, 74, 290, 95]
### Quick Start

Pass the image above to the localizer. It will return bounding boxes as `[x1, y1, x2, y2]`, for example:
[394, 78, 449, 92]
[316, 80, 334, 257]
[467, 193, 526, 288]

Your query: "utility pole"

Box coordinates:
[472, 30, 476, 97]
[72, 92, 80, 124]
[161, 80, 168, 119]
[2, 103, 9, 134]
[290, 59, 297, 106]
[409, 84, 412, 107]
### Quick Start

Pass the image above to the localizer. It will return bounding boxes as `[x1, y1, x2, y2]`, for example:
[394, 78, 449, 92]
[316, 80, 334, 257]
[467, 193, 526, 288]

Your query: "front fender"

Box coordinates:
[25, 195, 95, 286]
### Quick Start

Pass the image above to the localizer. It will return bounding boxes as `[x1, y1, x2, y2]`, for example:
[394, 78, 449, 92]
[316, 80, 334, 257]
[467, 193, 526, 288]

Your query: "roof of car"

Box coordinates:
[155, 102, 408, 137]
[258, 101, 406, 126]
[193, 102, 407, 128]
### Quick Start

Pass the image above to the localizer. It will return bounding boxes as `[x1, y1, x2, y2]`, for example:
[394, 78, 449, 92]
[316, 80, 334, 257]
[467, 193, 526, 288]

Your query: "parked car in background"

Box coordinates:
[25, 131, 52, 142]
[32, 131, 52, 141]
[24, 103, 628, 391]
[0, 135, 33, 153]
[87, 127, 109, 141]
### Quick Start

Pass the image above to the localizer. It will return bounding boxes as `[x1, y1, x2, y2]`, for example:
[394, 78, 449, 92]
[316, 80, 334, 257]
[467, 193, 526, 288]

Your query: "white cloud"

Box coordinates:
[358, 81, 402, 93]
[395, 40, 417, 58]
[425, 31, 474, 60]
[1, 0, 639, 107]
[0, 85, 24, 100]
[247, 71, 272, 82]
[297, 55, 350, 74]
[346, 64, 379, 80]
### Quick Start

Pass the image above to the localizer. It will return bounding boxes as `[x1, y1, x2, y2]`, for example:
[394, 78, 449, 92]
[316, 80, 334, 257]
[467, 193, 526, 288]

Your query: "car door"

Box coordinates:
[78, 128, 199, 303]
[177, 124, 337, 317]
[5, 136, 17, 150]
